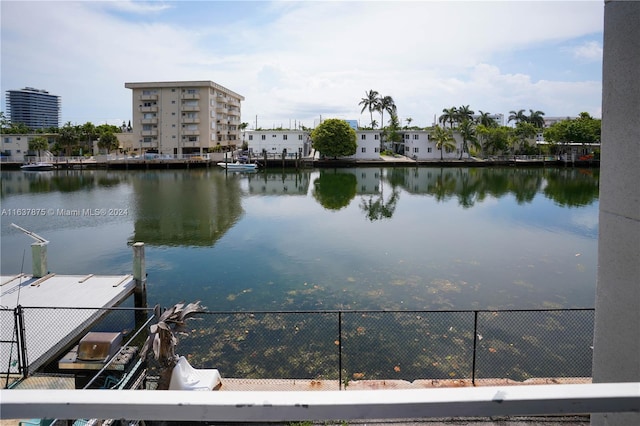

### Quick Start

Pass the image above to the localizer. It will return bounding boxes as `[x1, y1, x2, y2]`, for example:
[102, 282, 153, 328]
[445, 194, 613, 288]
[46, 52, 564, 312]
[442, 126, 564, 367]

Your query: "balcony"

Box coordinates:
[182, 129, 200, 136]
[141, 118, 158, 125]
[141, 130, 158, 137]
[181, 117, 200, 124]
[181, 93, 200, 100]
[181, 104, 200, 112]
[140, 94, 158, 101]
[139, 106, 158, 113]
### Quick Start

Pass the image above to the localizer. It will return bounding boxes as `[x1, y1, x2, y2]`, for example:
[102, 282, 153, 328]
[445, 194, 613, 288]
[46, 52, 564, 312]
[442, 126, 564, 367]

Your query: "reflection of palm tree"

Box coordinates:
[360, 188, 400, 221]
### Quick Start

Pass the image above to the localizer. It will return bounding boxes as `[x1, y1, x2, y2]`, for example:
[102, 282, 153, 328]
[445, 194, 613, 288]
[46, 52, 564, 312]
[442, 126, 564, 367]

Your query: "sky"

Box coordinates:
[1, 0, 604, 129]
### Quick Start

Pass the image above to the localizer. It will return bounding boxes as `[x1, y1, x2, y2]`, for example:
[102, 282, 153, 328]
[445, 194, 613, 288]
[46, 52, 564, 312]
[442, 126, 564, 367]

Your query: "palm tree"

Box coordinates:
[457, 105, 475, 123]
[508, 109, 527, 124]
[438, 106, 458, 129]
[359, 90, 380, 128]
[528, 109, 546, 128]
[405, 117, 413, 129]
[458, 119, 478, 160]
[377, 95, 396, 130]
[431, 126, 456, 160]
[28, 136, 49, 160]
[477, 110, 496, 127]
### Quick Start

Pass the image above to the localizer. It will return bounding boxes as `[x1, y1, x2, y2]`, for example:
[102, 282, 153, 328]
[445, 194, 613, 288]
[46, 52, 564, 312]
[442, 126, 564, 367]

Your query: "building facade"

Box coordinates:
[245, 130, 312, 158]
[5, 87, 61, 130]
[125, 81, 244, 156]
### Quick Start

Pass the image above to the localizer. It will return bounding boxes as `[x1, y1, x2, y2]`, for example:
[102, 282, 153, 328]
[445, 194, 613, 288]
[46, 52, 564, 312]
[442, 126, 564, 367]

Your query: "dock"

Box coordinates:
[0, 273, 136, 373]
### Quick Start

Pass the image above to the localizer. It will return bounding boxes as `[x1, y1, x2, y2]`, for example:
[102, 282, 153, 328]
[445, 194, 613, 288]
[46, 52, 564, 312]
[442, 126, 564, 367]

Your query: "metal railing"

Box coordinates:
[1, 307, 594, 389]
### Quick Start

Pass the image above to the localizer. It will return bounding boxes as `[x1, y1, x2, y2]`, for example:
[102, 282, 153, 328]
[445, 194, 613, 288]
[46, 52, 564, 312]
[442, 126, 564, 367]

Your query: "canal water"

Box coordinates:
[1, 166, 599, 311]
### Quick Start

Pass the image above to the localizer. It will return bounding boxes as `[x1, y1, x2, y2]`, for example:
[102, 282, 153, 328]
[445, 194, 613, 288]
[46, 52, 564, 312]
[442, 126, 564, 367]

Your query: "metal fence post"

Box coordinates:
[471, 310, 478, 386]
[338, 311, 342, 390]
[14, 305, 28, 378]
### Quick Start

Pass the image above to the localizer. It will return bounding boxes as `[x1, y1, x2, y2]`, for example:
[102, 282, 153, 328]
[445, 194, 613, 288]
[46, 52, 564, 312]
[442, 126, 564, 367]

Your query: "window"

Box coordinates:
[283, 135, 288, 140]
[272, 134, 277, 138]
[298, 135, 303, 140]
[249, 135, 253, 141]
[374, 134, 379, 140]
[375, 147, 379, 153]
[404, 134, 409, 140]
[4, 138, 10, 143]
[413, 134, 419, 140]
[427, 147, 432, 153]
[361, 147, 366, 153]
[361, 134, 366, 140]
[261, 135, 266, 140]
[413, 147, 419, 153]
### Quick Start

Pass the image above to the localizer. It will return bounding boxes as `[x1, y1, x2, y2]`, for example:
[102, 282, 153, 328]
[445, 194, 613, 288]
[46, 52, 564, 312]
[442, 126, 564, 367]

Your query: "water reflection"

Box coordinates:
[131, 170, 243, 246]
[312, 169, 358, 210]
[1, 167, 599, 311]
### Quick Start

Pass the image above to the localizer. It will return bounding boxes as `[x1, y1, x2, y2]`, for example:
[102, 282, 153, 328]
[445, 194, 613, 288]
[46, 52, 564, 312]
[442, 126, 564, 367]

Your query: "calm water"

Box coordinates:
[0, 166, 599, 311]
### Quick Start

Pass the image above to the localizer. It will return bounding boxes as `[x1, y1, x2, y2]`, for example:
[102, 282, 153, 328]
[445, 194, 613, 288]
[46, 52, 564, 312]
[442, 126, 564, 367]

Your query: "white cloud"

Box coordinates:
[1, 1, 604, 127]
[571, 41, 604, 62]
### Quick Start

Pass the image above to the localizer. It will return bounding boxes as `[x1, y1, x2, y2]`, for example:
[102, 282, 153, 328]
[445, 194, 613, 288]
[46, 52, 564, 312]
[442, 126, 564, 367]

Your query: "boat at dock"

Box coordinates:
[20, 161, 55, 171]
[217, 161, 258, 171]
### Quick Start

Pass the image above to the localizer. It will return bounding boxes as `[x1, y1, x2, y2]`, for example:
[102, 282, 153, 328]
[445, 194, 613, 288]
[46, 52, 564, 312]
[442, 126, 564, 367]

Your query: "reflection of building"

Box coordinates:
[132, 171, 243, 246]
[5, 87, 61, 130]
[246, 171, 311, 195]
[125, 81, 244, 157]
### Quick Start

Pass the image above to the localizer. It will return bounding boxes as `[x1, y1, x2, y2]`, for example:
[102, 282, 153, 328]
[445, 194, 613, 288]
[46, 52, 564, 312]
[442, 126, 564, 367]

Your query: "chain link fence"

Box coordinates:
[2, 307, 594, 389]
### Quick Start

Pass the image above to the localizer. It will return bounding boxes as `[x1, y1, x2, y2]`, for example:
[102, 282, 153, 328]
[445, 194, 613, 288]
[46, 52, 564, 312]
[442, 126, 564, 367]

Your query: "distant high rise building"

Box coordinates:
[5, 87, 61, 130]
[125, 81, 244, 156]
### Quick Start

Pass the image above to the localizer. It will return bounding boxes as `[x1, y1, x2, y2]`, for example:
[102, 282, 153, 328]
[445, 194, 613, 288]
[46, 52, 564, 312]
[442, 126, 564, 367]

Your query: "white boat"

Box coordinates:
[20, 162, 55, 171]
[217, 161, 258, 171]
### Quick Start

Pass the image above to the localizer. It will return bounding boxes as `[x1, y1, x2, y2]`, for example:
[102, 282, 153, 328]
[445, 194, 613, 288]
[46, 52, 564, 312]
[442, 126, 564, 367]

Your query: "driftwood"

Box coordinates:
[140, 301, 206, 390]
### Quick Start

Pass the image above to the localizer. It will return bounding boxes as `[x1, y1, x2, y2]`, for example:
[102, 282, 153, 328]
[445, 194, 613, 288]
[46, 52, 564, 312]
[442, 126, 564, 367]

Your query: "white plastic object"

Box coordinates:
[168, 356, 221, 391]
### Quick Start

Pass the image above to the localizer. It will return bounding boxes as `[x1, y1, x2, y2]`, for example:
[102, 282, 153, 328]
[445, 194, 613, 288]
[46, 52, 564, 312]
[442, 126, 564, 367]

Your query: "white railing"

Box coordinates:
[1, 383, 638, 422]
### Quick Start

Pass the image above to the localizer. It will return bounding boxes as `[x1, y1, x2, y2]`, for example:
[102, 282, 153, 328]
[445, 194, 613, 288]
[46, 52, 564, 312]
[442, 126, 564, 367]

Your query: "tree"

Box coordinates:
[80, 122, 98, 155]
[439, 106, 458, 129]
[431, 126, 456, 160]
[98, 132, 119, 153]
[359, 90, 380, 128]
[405, 117, 413, 129]
[458, 119, 478, 159]
[377, 95, 396, 131]
[508, 109, 527, 124]
[311, 118, 357, 158]
[478, 125, 511, 156]
[477, 110, 496, 128]
[57, 122, 79, 156]
[457, 105, 475, 123]
[140, 301, 206, 390]
[512, 121, 538, 154]
[543, 113, 601, 144]
[528, 110, 546, 128]
[28, 136, 49, 159]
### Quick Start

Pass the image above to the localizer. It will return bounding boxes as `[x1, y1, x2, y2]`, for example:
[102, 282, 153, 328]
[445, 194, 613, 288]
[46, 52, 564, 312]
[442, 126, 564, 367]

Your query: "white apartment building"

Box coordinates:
[125, 81, 244, 156]
[348, 130, 382, 160]
[1, 133, 56, 161]
[245, 130, 312, 157]
[402, 130, 463, 160]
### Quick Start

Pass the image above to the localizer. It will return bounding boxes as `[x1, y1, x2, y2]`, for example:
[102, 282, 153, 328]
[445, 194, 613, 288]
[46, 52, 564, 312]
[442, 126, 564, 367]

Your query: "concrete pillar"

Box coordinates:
[31, 242, 48, 278]
[132, 242, 147, 309]
[591, 1, 640, 425]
